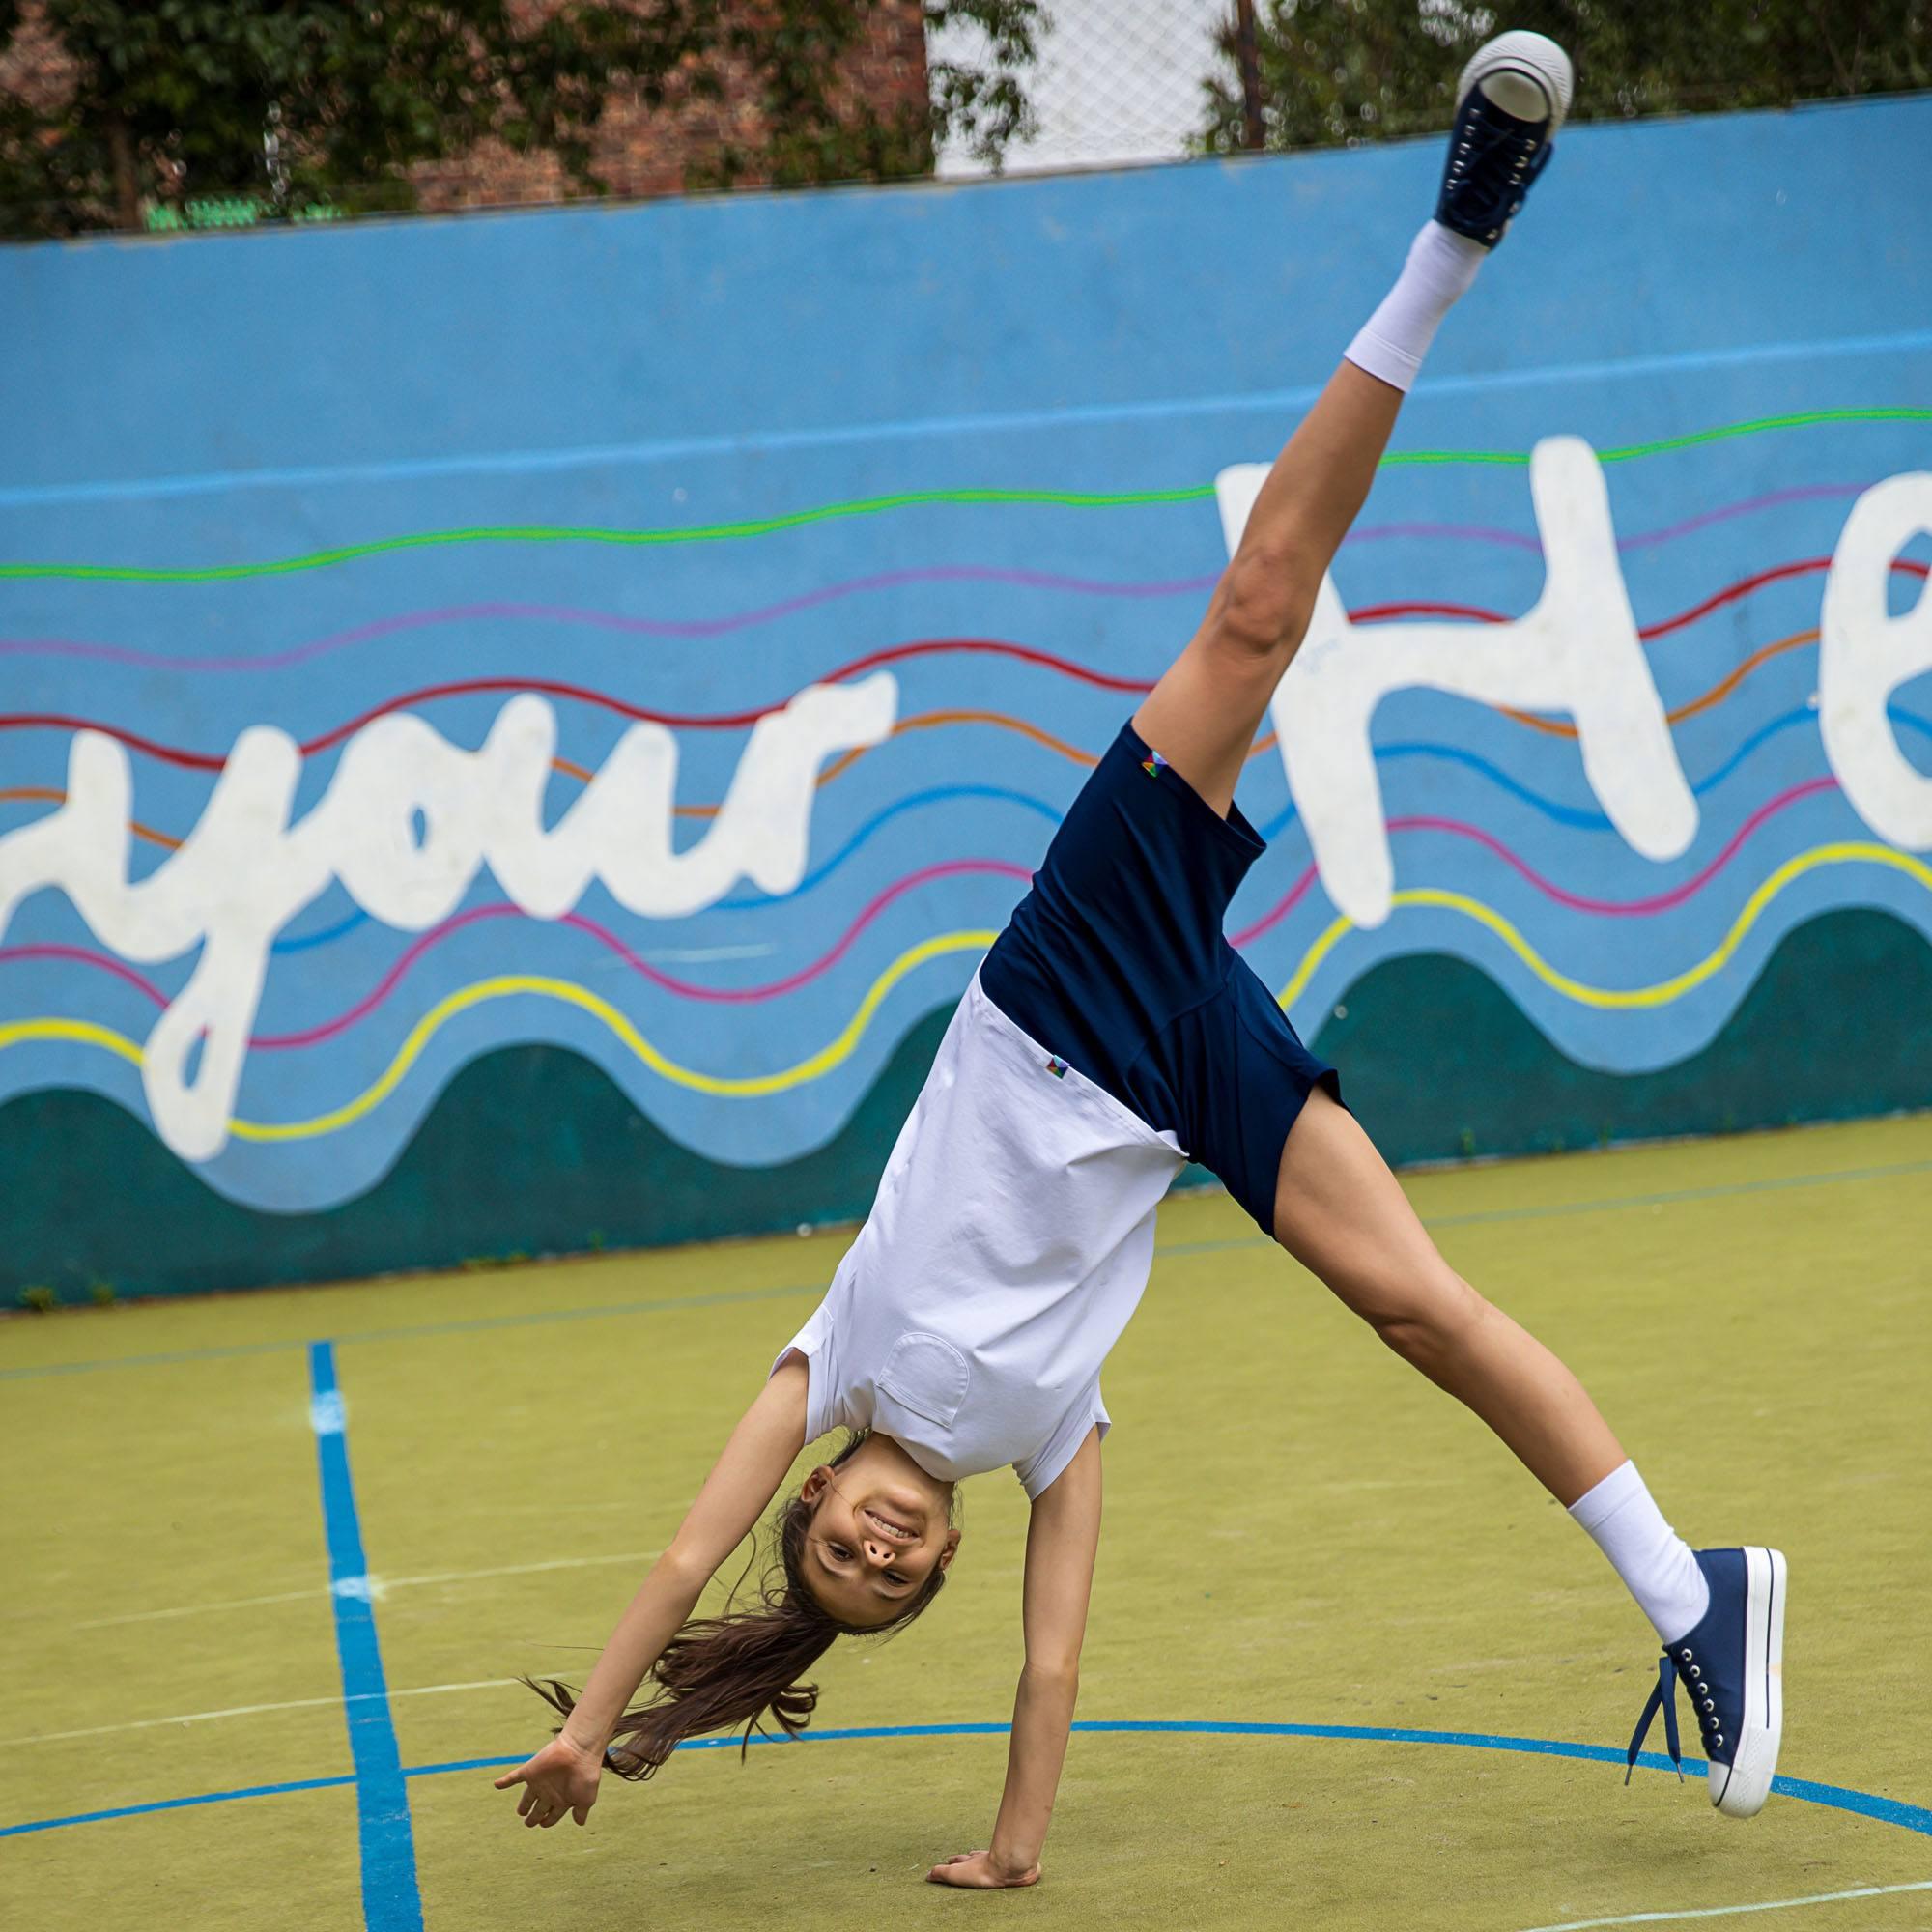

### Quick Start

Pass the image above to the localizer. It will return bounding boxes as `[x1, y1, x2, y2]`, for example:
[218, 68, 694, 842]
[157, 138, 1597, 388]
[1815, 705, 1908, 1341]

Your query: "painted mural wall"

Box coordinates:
[3, 95, 1929, 1298]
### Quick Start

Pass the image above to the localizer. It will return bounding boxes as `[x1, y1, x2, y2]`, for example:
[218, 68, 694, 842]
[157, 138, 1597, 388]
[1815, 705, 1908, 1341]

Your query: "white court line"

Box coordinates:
[1514, 1877, 1932, 1931]
[5, 1677, 518, 1748]
[382, 1548, 659, 1594]
[23, 1548, 657, 1634]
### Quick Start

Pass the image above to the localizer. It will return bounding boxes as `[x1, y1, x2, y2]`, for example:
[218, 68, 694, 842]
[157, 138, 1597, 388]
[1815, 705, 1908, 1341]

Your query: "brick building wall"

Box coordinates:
[1, 1, 934, 220]
[411, 3, 933, 211]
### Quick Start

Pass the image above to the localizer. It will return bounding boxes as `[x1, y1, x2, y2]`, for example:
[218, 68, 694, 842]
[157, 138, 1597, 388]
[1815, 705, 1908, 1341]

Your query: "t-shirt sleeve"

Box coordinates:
[772, 1301, 841, 1445]
[1012, 1380, 1110, 1500]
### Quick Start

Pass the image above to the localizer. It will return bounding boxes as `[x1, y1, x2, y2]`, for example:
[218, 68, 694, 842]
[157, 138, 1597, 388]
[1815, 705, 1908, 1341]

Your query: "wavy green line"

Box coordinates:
[4, 407, 1924, 584]
[1381, 406, 1932, 469]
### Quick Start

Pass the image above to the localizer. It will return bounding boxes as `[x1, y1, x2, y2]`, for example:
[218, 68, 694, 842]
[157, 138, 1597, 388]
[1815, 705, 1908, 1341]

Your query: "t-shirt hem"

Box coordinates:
[1015, 1406, 1109, 1500]
[970, 972, 1184, 1158]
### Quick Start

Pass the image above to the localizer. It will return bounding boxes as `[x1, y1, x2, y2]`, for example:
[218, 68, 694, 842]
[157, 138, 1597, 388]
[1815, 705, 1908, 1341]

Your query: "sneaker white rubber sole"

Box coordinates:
[1457, 31, 1575, 133]
[1711, 1545, 1786, 1818]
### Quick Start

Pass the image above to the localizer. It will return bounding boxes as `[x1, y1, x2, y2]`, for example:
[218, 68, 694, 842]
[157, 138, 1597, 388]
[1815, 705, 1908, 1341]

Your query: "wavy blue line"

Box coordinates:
[275, 907, 367, 954]
[242, 705, 1929, 952]
[263, 784, 1059, 952]
[717, 783, 1061, 909]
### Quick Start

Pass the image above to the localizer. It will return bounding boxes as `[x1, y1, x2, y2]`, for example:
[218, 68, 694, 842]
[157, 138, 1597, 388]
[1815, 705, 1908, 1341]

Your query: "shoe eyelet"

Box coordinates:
[1701, 1699, 1715, 1714]
[1679, 1649, 1693, 1662]
[1714, 1734, 1724, 1748]
[1689, 1665, 1701, 1680]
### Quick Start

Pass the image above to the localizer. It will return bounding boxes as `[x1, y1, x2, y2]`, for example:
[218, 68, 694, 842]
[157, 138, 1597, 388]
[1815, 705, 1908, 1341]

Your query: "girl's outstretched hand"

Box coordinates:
[494, 1733, 603, 1829]
[925, 1850, 1041, 1889]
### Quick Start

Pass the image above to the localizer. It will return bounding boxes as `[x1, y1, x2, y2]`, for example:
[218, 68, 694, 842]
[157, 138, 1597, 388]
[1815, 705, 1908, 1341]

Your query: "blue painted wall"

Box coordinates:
[2, 95, 1929, 1293]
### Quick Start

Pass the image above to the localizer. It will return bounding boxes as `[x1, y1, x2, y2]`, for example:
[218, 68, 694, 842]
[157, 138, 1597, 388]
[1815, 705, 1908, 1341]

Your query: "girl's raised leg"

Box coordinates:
[1132, 358, 1405, 817]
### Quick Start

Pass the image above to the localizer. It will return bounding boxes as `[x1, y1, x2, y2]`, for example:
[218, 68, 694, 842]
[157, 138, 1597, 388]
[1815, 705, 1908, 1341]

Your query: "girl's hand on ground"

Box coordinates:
[925, 1850, 1041, 1889]
[493, 1734, 602, 1829]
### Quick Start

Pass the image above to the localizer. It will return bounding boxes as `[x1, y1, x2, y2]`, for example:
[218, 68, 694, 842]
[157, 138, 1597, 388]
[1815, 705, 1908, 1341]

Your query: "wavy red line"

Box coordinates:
[9, 557, 1922, 770]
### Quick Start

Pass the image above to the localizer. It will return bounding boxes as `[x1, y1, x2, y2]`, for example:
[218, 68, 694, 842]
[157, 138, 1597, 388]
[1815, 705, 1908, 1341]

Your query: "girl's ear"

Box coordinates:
[937, 1527, 962, 1572]
[798, 1464, 835, 1508]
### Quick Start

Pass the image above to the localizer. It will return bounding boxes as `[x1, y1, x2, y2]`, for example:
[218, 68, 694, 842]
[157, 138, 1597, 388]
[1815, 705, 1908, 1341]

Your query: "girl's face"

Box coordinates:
[799, 1435, 959, 1630]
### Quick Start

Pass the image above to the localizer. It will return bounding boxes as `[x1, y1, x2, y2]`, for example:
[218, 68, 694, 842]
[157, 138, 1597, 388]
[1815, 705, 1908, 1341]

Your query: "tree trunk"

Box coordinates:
[1234, 0, 1264, 151]
[105, 110, 140, 229]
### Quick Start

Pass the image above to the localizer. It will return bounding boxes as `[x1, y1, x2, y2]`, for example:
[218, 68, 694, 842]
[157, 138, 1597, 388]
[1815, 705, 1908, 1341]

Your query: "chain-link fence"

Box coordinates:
[933, 0, 1229, 176]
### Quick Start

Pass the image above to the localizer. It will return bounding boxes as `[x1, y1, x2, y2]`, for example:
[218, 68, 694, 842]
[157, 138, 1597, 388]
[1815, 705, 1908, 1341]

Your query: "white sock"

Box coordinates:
[1344, 220, 1487, 393]
[1568, 1461, 1711, 1645]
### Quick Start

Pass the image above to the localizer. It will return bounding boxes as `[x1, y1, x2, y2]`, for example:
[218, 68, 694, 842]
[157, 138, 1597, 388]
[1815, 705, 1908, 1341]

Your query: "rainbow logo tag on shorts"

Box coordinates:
[1141, 750, 1167, 779]
[1045, 1055, 1069, 1079]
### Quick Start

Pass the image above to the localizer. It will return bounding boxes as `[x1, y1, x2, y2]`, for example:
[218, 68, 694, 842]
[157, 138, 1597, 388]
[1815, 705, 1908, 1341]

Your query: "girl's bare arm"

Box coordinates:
[496, 1359, 808, 1825]
[927, 1425, 1103, 1889]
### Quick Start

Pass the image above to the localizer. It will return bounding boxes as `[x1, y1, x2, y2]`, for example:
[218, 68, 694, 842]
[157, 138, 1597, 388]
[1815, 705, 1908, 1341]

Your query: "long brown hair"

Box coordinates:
[526, 1432, 950, 1778]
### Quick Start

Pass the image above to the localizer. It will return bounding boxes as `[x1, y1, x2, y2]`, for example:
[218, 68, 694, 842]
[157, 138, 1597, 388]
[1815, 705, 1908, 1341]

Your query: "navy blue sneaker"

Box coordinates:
[1625, 1547, 1787, 1818]
[1436, 31, 1574, 248]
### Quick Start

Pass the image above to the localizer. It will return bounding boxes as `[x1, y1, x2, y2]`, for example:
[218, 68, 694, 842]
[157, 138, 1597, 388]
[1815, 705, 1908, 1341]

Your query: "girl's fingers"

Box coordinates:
[492, 1768, 526, 1790]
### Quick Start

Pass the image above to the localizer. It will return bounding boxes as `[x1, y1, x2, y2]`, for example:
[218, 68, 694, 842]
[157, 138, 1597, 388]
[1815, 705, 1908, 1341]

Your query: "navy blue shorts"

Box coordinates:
[981, 719, 1340, 1234]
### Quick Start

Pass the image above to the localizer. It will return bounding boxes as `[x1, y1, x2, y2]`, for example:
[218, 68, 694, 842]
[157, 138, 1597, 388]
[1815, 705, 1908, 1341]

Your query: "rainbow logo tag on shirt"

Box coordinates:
[1044, 1055, 1069, 1079]
[1141, 750, 1168, 779]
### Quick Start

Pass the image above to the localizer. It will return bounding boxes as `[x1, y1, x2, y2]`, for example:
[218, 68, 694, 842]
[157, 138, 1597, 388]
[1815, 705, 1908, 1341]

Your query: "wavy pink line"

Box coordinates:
[1615, 482, 1871, 554]
[254, 858, 1034, 1046]
[0, 484, 1881, 673]
[1228, 777, 1845, 943]
[0, 944, 169, 1004]
[3, 781, 1850, 1049]
[1392, 780, 1844, 914]
[0, 574, 1222, 672]
[0, 861, 1032, 1037]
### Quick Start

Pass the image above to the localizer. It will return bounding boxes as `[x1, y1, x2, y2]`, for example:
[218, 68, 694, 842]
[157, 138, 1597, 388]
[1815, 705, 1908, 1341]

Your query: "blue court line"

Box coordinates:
[308, 1342, 423, 1932]
[7, 1719, 1927, 1841]
[267, 704, 1932, 952]
[0, 1770, 359, 1837]
[5, 324, 1929, 510]
[0, 1276, 825, 1382]
[8, 1151, 1928, 1384]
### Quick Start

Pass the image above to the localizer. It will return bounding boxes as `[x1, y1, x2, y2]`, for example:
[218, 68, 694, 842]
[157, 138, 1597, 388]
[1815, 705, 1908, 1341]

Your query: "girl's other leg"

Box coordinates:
[1270, 1087, 1711, 1649]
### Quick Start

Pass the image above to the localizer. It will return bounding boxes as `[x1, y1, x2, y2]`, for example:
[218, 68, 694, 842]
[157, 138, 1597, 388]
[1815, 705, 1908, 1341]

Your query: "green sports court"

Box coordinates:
[6, 1114, 1928, 1930]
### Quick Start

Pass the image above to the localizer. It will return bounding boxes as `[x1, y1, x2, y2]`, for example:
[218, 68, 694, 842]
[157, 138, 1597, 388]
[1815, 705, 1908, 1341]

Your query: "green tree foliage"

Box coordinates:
[0, 0, 1041, 239]
[1200, 0, 1932, 155]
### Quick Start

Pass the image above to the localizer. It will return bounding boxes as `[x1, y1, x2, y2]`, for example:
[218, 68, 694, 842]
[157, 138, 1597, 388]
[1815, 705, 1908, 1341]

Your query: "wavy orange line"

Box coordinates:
[1498, 628, 1818, 738]
[0, 785, 183, 849]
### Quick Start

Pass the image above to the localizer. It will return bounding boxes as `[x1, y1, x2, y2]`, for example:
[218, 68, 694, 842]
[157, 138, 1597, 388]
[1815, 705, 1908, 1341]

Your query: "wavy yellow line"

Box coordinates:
[9, 844, 1930, 1144]
[0, 931, 997, 1140]
[1277, 843, 1932, 1010]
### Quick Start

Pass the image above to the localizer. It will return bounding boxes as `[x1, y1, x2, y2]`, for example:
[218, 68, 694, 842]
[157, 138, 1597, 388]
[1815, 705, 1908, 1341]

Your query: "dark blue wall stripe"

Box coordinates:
[14, 1155, 1931, 1385]
[308, 1341, 423, 1932]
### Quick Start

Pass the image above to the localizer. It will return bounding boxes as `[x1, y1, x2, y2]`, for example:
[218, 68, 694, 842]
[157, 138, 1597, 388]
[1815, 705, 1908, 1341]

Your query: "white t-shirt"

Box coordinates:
[775, 972, 1186, 1498]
